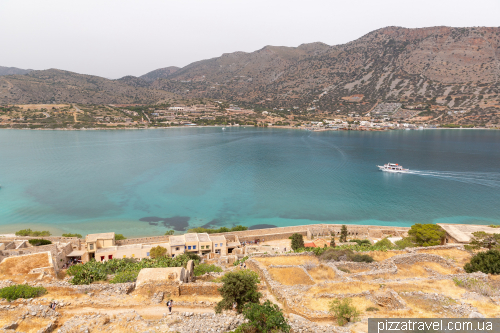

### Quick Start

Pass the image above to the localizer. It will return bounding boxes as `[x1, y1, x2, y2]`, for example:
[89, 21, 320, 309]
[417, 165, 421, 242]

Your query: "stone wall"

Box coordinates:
[179, 282, 222, 296]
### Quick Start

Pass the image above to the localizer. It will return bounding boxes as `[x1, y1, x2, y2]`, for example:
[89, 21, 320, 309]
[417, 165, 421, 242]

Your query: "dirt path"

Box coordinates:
[65, 305, 214, 318]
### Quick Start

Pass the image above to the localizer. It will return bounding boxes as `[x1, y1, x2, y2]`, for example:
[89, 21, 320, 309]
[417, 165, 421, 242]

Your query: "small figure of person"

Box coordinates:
[167, 299, 173, 315]
[232, 302, 237, 312]
[243, 262, 247, 269]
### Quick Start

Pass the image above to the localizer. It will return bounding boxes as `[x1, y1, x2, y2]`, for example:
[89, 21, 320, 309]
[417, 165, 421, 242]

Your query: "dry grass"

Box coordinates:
[268, 267, 314, 285]
[357, 262, 459, 281]
[255, 255, 319, 267]
[416, 248, 472, 266]
[464, 300, 500, 317]
[388, 279, 466, 299]
[337, 265, 372, 274]
[308, 265, 337, 282]
[401, 295, 452, 318]
[46, 287, 86, 299]
[0, 252, 51, 275]
[16, 318, 51, 333]
[310, 282, 380, 295]
[370, 251, 406, 261]
[15, 104, 69, 110]
[306, 296, 376, 312]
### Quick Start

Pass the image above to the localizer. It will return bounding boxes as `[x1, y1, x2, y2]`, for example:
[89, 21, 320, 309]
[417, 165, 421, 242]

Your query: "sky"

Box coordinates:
[1, 0, 499, 79]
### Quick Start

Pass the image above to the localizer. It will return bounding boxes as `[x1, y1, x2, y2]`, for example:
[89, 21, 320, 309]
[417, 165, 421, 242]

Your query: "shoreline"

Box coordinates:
[0, 125, 497, 132]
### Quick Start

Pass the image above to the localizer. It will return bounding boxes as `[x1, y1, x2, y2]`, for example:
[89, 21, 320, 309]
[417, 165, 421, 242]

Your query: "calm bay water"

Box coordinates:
[0, 128, 499, 236]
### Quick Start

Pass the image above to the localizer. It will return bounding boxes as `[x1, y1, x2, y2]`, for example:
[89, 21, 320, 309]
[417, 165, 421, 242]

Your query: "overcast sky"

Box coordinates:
[1, 0, 499, 79]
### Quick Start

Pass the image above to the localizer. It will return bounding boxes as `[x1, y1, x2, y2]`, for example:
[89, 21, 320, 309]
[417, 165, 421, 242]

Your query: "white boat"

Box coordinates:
[377, 163, 409, 173]
[222, 127, 226, 130]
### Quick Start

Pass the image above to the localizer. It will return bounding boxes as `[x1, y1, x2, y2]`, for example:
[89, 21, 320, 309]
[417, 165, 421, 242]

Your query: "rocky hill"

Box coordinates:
[0, 66, 32, 76]
[140, 66, 180, 82]
[1, 26, 499, 123]
[151, 26, 500, 122]
[0, 69, 178, 104]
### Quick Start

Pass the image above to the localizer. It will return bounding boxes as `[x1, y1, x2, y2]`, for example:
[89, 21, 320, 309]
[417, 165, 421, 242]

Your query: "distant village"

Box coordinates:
[0, 100, 497, 130]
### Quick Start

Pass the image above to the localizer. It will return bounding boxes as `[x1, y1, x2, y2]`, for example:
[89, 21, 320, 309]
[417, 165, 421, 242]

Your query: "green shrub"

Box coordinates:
[394, 237, 416, 249]
[185, 252, 201, 262]
[374, 238, 394, 249]
[0, 284, 47, 301]
[349, 239, 371, 246]
[109, 270, 139, 283]
[164, 230, 175, 235]
[150, 246, 167, 259]
[242, 300, 290, 333]
[338, 267, 351, 273]
[351, 254, 374, 263]
[464, 249, 500, 275]
[15, 229, 51, 237]
[407, 223, 445, 247]
[289, 233, 304, 251]
[329, 298, 360, 326]
[114, 234, 126, 240]
[366, 306, 379, 312]
[62, 233, 82, 238]
[67, 253, 196, 285]
[216, 269, 261, 314]
[28, 239, 52, 246]
[319, 249, 354, 261]
[489, 225, 500, 228]
[453, 277, 497, 296]
[194, 263, 223, 276]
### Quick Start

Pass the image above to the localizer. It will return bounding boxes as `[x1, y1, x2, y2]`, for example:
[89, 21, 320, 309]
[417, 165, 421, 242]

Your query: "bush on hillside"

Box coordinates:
[194, 263, 223, 276]
[62, 233, 82, 238]
[468, 231, 500, 250]
[0, 284, 47, 301]
[464, 250, 500, 275]
[349, 239, 371, 246]
[149, 246, 167, 259]
[329, 298, 360, 326]
[394, 237, 416, 249]
[241, 300, 290, 333]
[28, 239, 52, 246]
[164, 230, 175, 235]
[351, 254, 374, 263]
[109, 270, 139, 283]
[15, 229, 51, 237]
[407, 223, 446, 247]
[216, 269, 261, 314]
[289, 233, 304, 251]
[67, 254, 196, 285]
[374, 238, 394, 249]
[114, 234, 126, 240]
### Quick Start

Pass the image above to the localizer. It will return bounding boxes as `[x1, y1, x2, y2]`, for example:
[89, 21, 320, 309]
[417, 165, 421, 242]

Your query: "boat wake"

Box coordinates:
[408, 170, 500, 188]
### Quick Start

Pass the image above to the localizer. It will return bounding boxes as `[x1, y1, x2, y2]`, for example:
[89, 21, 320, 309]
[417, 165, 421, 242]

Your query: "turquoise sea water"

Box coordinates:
[0, 128, 499, 237]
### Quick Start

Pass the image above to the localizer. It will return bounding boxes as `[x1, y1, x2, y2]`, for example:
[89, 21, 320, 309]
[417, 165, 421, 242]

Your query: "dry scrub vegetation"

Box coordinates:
[268, 267, 315, 285]
[0, 252, 50, 275]
[308, 264, 337, 282]
[310, 282, 380, 295]
[306, 296, 377, 312]
[255, 256, 319, 267]
[370, 251, 406, 261]
[357, 262, 460, 281]
[416, 248, 472, 266]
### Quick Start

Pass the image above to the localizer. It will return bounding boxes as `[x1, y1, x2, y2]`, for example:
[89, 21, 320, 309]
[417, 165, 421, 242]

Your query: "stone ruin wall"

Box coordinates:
[0, 242, 73, 269]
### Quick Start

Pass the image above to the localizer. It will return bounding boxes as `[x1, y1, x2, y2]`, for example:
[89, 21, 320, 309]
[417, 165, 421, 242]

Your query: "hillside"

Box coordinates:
[0, 66, 32, 76]
[151, 26, 500, 123]
[0, 69, 178, 104]
[1, 26, 499, 125]
[140, 66, 180, 82]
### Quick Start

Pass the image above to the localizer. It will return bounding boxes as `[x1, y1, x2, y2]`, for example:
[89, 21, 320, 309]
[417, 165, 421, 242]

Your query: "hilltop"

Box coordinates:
[0, 66, 32, 76]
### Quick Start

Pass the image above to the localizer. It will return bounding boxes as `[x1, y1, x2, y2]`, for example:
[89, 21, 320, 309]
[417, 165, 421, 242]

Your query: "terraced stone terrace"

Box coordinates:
[246, 245, 500, 329]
